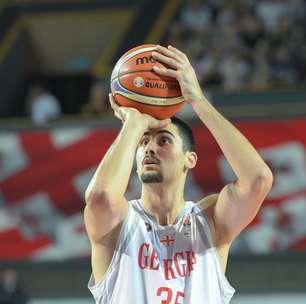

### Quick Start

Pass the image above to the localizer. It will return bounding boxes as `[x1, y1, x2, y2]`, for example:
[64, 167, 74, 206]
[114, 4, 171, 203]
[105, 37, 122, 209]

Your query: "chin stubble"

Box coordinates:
[141, 172, 163, 183]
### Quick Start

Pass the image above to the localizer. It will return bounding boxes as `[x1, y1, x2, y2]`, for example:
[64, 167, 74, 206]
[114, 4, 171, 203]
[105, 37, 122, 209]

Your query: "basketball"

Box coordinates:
[110, 44, 184, 119]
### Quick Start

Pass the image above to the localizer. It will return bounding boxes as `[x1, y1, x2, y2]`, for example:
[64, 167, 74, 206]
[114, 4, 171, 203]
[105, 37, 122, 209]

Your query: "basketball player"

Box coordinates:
[84, 45, 273, 303]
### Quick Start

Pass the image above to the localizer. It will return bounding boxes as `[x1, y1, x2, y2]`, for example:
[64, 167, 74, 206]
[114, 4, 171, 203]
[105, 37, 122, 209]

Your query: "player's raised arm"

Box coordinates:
[152, 45, 273, 244]
[84, 94, 170, 283]
[191, 96, 273, 243]
[84, 94, 170, 243]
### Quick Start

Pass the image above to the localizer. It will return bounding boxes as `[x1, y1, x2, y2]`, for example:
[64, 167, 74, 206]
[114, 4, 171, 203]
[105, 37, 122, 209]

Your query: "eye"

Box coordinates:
[140, 137, 150, 146]
[159, 136, 171, 145]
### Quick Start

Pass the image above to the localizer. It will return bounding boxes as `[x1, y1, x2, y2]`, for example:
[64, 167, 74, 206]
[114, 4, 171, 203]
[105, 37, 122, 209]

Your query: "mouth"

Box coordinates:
[143, 163, 159, 169]
[142, 157, 160, 166]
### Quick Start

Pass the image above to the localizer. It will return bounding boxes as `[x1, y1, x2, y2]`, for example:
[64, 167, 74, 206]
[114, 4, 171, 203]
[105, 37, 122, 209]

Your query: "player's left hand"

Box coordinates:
[152, 45, 205, 105]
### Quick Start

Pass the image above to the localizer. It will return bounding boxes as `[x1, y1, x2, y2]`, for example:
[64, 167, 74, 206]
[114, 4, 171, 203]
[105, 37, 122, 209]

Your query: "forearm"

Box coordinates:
[192, 96, 272, 188]
[86, 119, 146, 200]
[151, 44, 270, 184]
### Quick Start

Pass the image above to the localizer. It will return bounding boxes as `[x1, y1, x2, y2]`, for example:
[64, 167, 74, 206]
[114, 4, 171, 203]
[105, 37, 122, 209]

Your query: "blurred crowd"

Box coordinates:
[20, 0, 306, 123]
[24, 79, 109, 125]
[165, 0, 306, 91]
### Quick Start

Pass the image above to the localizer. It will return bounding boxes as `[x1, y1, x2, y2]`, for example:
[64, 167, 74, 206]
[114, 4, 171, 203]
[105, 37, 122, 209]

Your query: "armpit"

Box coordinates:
[100, 220, 124, 246]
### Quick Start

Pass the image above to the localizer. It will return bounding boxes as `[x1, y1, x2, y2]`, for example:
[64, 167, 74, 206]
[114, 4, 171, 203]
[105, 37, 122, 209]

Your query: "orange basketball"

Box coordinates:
[110, 44, 184, 119]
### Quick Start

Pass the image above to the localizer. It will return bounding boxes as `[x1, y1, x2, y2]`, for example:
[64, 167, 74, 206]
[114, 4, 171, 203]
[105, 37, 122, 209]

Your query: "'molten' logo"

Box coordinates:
[136, 56, 157, 65]
[138, 243, 197, 280]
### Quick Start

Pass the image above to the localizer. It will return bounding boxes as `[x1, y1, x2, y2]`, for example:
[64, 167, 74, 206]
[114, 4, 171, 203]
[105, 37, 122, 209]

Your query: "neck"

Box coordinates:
[140, 179, 185, 226]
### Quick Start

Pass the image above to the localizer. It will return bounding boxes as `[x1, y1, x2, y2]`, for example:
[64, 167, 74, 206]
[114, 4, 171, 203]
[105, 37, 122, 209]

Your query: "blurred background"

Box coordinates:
[0, 0, 306, 303]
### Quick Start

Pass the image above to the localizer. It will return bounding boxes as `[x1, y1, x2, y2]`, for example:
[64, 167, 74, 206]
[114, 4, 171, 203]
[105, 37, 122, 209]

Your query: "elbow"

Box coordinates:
[85, 178, 113, 205]
[260, 165, 273, 188]
[85, 188, 110, 206]
[253, 165, 274, 194]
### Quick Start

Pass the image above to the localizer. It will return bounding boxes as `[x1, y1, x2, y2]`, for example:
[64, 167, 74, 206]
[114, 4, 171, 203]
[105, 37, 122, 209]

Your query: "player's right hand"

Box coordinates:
[109, 93, 171, 130]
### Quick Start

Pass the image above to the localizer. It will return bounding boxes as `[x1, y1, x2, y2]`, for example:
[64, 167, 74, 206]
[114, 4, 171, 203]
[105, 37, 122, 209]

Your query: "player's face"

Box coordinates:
[136, 123, 186, 184]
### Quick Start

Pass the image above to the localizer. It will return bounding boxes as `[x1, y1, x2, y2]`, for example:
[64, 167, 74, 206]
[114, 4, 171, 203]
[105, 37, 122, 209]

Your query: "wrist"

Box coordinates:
[189, 94, 209, 108]
[124, 116, 148, 130]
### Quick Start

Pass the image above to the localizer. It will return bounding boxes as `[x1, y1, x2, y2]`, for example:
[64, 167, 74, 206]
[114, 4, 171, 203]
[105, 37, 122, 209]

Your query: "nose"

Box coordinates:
[144, 139, 157, 155]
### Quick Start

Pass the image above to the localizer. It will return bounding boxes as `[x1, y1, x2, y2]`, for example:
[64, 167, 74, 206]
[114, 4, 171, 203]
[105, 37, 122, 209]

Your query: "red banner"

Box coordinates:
[0, 119, 306, 260]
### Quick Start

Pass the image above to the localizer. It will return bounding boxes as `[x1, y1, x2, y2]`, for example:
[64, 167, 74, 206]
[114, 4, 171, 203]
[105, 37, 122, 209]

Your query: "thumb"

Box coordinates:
[152, 118, 171, 129]
[116, 107, 127, 122]
[161, 118, 171, 126]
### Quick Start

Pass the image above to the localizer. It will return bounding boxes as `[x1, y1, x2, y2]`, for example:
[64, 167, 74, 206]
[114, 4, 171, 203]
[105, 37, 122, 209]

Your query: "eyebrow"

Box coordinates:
[143, 130, 175, 138]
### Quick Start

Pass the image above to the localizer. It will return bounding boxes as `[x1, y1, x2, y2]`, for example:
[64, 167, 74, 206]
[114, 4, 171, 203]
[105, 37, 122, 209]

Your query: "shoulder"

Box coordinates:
[196, 193, 219, 245]
[197, 194, 232, 271]
[197, 193, 233, 247]
[197, 193, 219, 211]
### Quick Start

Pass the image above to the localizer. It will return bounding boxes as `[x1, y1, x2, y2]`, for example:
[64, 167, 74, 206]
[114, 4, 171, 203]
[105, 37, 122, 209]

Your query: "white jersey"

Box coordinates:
[88, 200, 235, 303]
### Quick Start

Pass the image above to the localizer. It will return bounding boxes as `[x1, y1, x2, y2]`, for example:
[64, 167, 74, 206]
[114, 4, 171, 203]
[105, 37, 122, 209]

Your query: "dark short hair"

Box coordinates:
[171, 116, 195, 152]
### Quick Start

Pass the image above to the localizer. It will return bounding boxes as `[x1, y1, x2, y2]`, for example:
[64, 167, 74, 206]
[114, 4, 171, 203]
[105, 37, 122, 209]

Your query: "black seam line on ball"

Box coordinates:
[111, 68, 177, 82]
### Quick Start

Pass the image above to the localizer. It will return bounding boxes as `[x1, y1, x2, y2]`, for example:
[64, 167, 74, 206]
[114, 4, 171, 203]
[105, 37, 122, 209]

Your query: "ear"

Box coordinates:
[184, 151, 197, 170]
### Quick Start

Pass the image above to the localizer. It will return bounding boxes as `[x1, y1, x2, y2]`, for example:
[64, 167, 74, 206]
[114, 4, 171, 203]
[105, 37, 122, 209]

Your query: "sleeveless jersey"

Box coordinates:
[88, 200, 235, 303]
